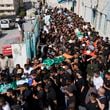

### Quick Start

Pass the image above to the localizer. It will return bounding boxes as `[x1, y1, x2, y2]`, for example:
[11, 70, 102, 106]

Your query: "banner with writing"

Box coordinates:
[43, 56, 65, 67]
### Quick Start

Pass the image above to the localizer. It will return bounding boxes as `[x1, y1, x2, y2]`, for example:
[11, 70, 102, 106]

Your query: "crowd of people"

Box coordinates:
[0, 6, 110, 110]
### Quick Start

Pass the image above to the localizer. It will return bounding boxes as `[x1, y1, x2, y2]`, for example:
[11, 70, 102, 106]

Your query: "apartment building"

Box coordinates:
[0, 0, 23, 16]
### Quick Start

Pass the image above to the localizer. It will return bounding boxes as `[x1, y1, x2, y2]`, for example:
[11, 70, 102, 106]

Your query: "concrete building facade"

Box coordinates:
[0, 0, 23, 16]
[74, 0, 110, 37]
[46, 0, 110, 38]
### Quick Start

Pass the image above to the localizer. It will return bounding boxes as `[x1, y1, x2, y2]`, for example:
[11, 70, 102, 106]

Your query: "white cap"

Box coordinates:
[39, 58, 42, 61]
[82, 44, 86, 47]
[49, 45, 52, 48]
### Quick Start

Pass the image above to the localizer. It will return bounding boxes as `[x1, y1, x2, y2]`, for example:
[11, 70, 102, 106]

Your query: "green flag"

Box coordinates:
[0, 81, 17, 93]
[43, 58, 54, 67]
[43, 56, 65, 67]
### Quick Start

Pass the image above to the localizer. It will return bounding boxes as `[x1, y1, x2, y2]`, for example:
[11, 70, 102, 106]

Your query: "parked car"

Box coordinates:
[0, 19, 15, 29]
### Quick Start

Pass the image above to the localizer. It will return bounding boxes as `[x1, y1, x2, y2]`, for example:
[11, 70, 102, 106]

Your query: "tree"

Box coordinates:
[19, 10, 26, 17]
[17, 6, 26, 17]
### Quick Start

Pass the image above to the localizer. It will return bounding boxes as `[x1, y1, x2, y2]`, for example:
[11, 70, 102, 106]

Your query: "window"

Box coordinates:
[98, 13, 102, 30]
[93, 8, 96, 23]
[0, 5, 4, 7]
[6, 4, 12, 7]
[104, 15, 107, 35]
[92, 8, 97, 25]
[93, 10, 98, 27]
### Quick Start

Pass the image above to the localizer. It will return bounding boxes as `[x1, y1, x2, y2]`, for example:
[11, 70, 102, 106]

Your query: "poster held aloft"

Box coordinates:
[11, 43, 27, 68]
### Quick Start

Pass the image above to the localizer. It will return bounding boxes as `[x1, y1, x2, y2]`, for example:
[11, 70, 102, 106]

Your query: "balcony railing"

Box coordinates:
[0, 6, 15, 10]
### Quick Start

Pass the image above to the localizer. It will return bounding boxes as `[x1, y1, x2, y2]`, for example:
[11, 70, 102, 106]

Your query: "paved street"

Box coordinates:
[0, 27, 20, 53]
[0, 20, 33, 53]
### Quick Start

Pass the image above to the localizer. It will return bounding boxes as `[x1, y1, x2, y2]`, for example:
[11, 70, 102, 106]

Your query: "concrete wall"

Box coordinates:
[75, 0, 110, 37]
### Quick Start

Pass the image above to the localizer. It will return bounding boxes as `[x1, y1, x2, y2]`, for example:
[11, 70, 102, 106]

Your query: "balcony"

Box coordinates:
[0, 11, 16, 16]
[0, 6, 15, 11]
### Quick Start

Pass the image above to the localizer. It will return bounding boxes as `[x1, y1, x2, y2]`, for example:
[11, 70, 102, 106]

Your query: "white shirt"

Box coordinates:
[74, 28, 79, 34]
[60, 36, 63, 42]
[24, 67, 33, 75]
[43, 25, 49, 33]
[0, 57, 8, 70]
[44, 15, 50, 26]
[83, 25, 88, 29]
[68, 39, 75, 43]
[93, 76, 104, 90]
[2, 102, 11, 110]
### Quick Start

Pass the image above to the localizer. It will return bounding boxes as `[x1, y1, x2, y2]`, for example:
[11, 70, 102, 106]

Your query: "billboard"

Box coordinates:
[2, 45, 12, 56]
